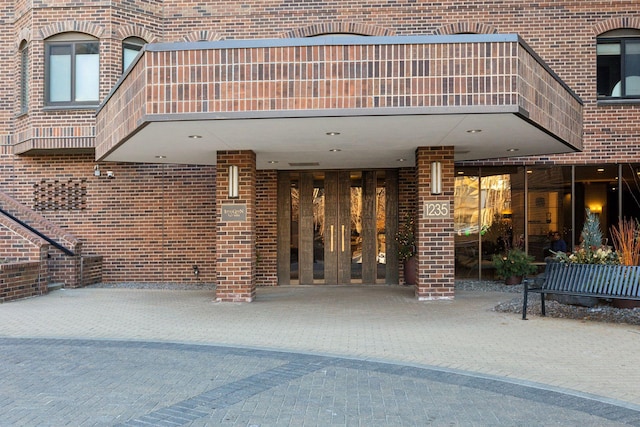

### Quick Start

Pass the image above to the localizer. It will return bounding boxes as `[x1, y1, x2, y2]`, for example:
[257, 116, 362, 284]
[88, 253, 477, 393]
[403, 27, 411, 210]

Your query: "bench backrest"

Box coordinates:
[544, 262, 640, 298]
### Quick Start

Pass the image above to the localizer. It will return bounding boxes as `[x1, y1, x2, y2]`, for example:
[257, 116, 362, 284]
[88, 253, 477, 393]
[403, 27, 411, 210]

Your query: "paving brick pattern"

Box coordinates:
[0, 286, 639, 426]
[0, 338, 638, 426]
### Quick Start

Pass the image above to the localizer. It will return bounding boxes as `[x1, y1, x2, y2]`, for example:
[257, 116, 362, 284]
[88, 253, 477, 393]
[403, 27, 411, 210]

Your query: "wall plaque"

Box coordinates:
[222, 204, 247, 222]
[423, 201, 451, 219]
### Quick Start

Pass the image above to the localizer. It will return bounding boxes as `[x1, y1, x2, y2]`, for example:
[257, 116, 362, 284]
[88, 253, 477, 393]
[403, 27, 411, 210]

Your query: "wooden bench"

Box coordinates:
[522, 262, 640, 319]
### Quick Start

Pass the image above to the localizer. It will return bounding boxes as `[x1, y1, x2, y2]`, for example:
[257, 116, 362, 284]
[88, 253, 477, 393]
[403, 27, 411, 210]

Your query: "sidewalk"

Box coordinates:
[1, 285, 639, 425]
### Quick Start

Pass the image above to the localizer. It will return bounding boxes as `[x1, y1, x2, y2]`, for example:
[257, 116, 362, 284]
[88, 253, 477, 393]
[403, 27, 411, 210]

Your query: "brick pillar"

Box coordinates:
[415, 147, 455, 300]
[215, 151, 256, 302]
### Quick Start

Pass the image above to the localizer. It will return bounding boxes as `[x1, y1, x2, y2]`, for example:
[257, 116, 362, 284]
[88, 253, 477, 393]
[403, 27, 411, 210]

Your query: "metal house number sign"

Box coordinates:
[423, 201, 451, 219]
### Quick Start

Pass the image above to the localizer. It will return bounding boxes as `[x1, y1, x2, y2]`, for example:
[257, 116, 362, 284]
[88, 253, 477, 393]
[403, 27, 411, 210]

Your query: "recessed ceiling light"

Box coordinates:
[326, 132, 341, 136]
[155, 155, 166, 159]
[527, 170, 533, 174]
[188, 135, 202, 139]
[457, 171, 464, 175]
[466, 129, 482, 133]
[506, 148, 519, 152]
[267, 160, 279, 164]
[397, 158, 407, 162]
[329, 148, 341, 152]
[597, 168, 605, 172]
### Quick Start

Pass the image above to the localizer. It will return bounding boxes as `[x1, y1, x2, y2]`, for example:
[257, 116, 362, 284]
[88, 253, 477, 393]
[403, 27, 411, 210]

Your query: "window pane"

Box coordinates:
[49, 46, 71, 102]
[123, 37, 145, 72]
[597, 42, 621, 97]
[454, 168, 481, 279]
[621, 164, 640, 220]
[123, 47, 139, 71]
[624, 41, 640, 96]
[75, 43, 99, 102]
[526, 167, 572, 261]
[20, 47, 28, 112]
[575, 165, 617, 245]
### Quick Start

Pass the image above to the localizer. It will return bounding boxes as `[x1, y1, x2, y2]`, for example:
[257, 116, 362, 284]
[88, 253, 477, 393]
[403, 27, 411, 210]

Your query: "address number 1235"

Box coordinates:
[423, 201, 450, 218]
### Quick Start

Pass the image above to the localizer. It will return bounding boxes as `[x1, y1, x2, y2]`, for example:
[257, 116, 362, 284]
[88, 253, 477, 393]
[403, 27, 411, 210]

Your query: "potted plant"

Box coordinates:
[396, 215, 416, 285]
[492, 248, 537, 285]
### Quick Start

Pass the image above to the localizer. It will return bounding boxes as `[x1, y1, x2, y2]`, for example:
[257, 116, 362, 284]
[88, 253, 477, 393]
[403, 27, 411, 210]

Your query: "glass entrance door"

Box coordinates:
[281, 170, 393, 285]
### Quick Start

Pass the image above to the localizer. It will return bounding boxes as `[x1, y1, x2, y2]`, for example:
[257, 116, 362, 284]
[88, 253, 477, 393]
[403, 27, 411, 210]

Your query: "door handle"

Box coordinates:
[341, 225, 346, 252]
[330, 225, 334, 252]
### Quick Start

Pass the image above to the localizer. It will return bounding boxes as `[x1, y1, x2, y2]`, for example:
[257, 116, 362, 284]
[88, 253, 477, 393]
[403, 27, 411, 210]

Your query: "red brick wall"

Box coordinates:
[256, 170, 278, 286]
[1, 1, 639, 286]
[81, 255, 103, 287]
[215, 151, 256, 301]
[8, 1, 640, 162]
[415, 147, 455, 300]
[0, 260, 47, 303]
[1, 153, 217, 283]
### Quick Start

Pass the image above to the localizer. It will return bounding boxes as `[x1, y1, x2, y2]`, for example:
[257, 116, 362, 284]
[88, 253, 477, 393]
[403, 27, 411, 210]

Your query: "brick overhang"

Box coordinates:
[95, 34, 582, 169]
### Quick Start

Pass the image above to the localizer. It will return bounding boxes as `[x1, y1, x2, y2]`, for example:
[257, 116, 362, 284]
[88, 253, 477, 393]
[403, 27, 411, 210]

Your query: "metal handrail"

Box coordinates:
[0, 207, 75, 256]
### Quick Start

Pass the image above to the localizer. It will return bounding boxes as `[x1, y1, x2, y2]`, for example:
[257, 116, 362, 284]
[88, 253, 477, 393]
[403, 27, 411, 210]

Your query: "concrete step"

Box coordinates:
[48, 283, 64, 292]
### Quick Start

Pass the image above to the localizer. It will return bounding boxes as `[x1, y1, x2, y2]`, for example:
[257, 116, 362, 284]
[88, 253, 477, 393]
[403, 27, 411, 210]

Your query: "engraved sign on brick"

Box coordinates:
[222, 204, 247, 222]
[423, 201, 451, 219]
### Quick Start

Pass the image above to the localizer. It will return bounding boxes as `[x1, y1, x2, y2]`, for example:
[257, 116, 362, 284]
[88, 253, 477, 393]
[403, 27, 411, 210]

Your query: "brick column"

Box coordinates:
[415, 147, 455, 300]
[215, 151, 256, 302]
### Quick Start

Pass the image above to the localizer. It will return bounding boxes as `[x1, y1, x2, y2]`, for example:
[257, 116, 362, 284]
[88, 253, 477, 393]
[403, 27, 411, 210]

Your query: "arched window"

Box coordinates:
[122, 36, 146, 72]
[45, 32, 100, 106]
[19, 40, 28, 114]
[597, 29, 640, 99]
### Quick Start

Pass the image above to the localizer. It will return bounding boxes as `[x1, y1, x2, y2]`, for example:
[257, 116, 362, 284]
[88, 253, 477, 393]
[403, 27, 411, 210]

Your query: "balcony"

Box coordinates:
[96, 34, 582, 169]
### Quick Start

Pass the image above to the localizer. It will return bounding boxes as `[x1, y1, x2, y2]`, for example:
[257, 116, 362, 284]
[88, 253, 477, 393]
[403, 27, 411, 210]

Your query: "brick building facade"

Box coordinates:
[1, 1, 638, 302]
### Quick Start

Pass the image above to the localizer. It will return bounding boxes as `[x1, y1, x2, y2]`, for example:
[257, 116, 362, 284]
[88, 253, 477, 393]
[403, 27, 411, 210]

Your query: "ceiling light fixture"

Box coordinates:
[506, 148, 519, 152]
[326, 132, 341, 136]
[397, 158, 407, 162]
[466, 129, 482, 133]
[188, 135, 202, 139]
[155, 155, 166, 159]
[267, 160, 279, 164]
[329, 148, 341, 152]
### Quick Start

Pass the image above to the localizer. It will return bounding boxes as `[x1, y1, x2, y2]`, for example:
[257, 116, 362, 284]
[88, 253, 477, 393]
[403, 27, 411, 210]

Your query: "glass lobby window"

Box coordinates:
[45, 33, 99, 106]
[526, 166, 572, 262]
[574, 165, 618, 246]
[454, 167, 524, 280]
[19, 41, 28, 114]
[621, 164, 640, 221]
[123, 37, 145, 72]
[597, 29, 640, 99]
[480, 167, 524, 280]
[454, 168, 481, 279]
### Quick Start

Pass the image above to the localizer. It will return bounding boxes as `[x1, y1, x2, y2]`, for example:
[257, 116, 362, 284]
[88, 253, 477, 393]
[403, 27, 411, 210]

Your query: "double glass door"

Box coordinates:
[277, 170, 398, 285]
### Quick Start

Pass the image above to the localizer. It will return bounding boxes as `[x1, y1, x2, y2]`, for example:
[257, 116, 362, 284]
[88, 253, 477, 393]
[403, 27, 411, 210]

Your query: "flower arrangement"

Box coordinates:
[396, 214, 416, 262]
[554, 246, 619, 265]
[554, 208, 619, 265]
[492, 248, 537, 279]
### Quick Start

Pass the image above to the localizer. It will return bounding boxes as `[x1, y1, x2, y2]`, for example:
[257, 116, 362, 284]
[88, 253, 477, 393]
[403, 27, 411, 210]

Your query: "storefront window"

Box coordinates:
[454, 164, 640, 279]
[454, 167, 524, 279]
[454, 168, 480, 279]
[621, 164, 640, 222]
[526, 167, 572, 261]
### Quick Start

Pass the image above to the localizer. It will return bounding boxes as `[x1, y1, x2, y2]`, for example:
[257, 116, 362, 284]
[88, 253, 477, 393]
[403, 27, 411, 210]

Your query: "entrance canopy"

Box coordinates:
[96, 34, 582, 169]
